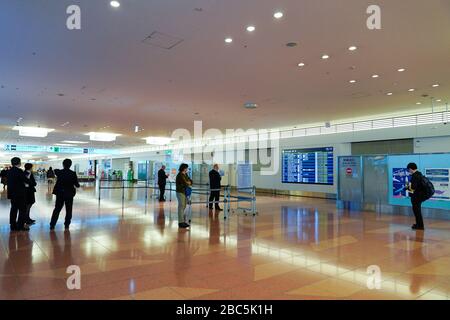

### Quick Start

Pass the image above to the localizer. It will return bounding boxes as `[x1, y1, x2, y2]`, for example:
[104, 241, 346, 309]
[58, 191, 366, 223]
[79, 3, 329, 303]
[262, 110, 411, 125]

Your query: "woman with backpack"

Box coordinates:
[176, 163, 192, 229]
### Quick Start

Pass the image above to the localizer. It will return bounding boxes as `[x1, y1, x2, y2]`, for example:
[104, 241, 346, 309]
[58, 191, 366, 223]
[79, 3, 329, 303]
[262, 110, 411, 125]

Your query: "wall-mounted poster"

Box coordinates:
[388, 153, 450, 210]
[392, 168, 410, 199]
[425, 168, 450, 201]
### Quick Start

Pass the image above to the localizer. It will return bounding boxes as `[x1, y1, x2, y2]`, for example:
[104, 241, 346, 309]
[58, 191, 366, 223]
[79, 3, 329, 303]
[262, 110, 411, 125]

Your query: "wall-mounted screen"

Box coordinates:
[282, 147, 334, 185]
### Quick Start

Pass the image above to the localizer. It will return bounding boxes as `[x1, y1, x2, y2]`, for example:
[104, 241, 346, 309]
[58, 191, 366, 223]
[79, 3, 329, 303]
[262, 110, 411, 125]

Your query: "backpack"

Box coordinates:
[421, 175, 435, 201]
[185, 186, 192, 198]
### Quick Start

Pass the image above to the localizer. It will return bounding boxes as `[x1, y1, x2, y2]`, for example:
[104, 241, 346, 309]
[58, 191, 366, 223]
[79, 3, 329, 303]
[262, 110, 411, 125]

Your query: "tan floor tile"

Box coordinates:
[386, 240, 428, 251]
[407, 257, 450, 276]
[310, 236, 358, 251]
[253, 261, 299, 281]
[286, 278, 365, 298]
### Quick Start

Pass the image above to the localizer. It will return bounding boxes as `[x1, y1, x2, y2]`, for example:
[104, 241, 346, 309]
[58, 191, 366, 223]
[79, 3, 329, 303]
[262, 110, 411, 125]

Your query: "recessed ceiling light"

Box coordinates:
[416, 102, 422, 105]
[143, 137, 174, 145]
[54, 143, 75, 147]
[225, 37, 233, 43]
[110, 1, 120, 8]
[408, 88, 415, 92]
[386, 92, 393, 96]
[349, 80, 357, 83]
[348, 46, 357, 51]
[86, 132, 121, 142]
[432, 83, 440, 87]
[246, 26, 256, 32]
[274, 12, 284, 19]
[62, 140, 88, 144]
[397, 68, 406, 72]
[436, 99, 442, 102]
[321, 54, 329, 60]
[297, 62, 305, 67]
[12, 126, 54, 138]
[372, 74, 379, 78]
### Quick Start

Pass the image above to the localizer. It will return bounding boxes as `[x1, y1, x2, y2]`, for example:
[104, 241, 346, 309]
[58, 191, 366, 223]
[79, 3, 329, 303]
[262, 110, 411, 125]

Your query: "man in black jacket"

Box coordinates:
[7, 157, 30, 231]
[158, 165, 169, 202]
[407, 162, 425, 230]
[50, 159, 80, 230]
[208, 164, 222, 211]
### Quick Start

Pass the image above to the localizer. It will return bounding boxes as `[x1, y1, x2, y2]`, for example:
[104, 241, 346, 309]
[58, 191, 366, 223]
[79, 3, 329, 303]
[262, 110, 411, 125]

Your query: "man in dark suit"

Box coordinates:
[158, 165, 169, 202]
[7, 157, 30, 231]
[50, 159, 80, 230]
[208, 164, 222, 211]
[406, 162, 425, 230]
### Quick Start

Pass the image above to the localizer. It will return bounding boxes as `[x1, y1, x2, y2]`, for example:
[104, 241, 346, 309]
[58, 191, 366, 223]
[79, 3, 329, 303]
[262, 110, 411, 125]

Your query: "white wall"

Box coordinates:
[108, 123, 450, 196]
[414, 136, 450, 153]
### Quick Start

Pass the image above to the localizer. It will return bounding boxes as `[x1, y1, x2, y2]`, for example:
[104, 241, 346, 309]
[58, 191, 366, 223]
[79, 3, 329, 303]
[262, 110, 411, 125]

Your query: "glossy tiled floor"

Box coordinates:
[1, 181, 450, 300]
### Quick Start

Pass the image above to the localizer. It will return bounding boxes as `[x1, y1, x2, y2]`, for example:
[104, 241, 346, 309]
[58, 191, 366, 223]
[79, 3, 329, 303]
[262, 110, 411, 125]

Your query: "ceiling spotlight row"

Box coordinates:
[225, 11, 284, 44]
[297, 46, 358, 67]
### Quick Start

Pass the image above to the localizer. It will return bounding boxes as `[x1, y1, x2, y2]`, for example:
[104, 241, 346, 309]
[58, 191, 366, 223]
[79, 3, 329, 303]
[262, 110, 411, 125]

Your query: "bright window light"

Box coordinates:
[12, 126, 54, 138]
[143, 137, 173, 145]
[61, 140, 88, 144]
[86, 132, 121, 142]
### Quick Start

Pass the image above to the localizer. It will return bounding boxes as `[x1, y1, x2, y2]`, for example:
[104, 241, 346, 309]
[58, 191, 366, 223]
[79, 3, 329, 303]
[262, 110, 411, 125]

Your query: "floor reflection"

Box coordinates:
[0, 183, 448, 300]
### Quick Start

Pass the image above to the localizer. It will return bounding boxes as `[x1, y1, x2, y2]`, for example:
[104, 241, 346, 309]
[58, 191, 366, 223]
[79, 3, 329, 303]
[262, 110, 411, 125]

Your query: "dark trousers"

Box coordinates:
[10, 198, 27, 228]
[50, 195, 74, 227]
[411, 197, 424, 228]
[158, 183, 166, 201]
[209, 191, 221, 209]
[25, 203, 33, 221]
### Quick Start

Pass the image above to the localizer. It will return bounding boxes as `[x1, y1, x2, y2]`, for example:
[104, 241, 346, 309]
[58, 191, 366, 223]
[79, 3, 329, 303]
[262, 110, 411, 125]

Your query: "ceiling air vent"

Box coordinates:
[244, 102, 258, 109]
[350, 92, 371, 99]
[142, 31, 184, 50]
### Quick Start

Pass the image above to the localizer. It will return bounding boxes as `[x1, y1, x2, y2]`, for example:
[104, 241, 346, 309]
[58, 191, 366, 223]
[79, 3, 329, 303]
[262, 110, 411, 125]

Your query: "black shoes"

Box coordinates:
[412, 224, 425, 230]
[215, 207, 223, 211]
[178, 222, 190, 229]
[49, 225, 55, 231]
[26, 219, 36, 225]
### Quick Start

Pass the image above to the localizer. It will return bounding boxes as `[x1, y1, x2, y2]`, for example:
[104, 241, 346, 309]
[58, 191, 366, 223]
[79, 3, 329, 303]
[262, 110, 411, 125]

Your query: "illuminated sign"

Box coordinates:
[2, 144, 118, 155]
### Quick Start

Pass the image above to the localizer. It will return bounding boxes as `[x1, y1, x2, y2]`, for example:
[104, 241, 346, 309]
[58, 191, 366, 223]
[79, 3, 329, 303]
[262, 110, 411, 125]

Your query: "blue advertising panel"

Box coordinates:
[388, 154, 450, 210]
[282, 147, 334, 185]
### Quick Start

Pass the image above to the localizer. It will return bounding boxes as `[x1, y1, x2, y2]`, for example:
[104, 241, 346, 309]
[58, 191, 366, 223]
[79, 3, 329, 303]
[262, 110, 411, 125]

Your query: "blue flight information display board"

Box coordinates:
[282, 147, 334, 185]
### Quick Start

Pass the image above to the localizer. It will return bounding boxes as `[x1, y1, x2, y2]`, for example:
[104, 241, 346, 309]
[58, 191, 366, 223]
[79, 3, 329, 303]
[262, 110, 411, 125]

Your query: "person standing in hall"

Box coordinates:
[50, 159, 80, 231]
[24, 163, 37, 226]
[1, 166, 9, 190]
[406, 162, 426, 230]
[158, 165, 169, 202]
[176, 163, 192, 229]
[208, 164, 223, 211]
[7, 157, 30, 231]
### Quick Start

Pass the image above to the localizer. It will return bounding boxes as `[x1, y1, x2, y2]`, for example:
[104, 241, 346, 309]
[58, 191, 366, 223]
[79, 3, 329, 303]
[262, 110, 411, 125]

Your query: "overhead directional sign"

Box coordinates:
[2, 144, 118, 155]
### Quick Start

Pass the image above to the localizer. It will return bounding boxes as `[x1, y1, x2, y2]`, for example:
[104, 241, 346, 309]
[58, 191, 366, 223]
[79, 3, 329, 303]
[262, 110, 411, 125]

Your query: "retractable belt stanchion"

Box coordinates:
[96, 180, 257, 221]
[226, 186, 258, 216]
[98, 178, 101, 203]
